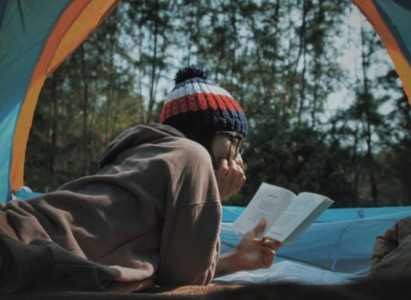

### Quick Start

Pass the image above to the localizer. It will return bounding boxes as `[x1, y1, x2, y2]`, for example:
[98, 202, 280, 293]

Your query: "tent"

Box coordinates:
[0, 0, 120, 202]
[352, 0, 411, 102]
[217, 1, 411, 283]
[0, 0, 410, 286]
[0, 0, 410, 203]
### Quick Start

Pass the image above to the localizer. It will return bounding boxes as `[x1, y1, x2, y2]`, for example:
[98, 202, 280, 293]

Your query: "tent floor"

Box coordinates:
[2, 276, 411, 300]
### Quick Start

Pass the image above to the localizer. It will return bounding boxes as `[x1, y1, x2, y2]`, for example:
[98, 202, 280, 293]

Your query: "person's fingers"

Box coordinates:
[237, 165, 245, 176]
[229, 158, 238, 170]
[254, 238, 283, 251]
[253, 239, 267, 247]
[216, 159, 229, 181]
[263, 250, 275, 267]
[254, 243, 275, 267]
[250, 218, 266, 237]
[258, 244, 276, 256]
[234, 173, 246, 190]
[225, 160, 245, 190]
[236, 163, 244, 179]
[263, 238, 281, 250]
[224, 160, 237, 183]
[270, 239, 284, 251]
[276, 240, 284, 251]
[216, 159, 246, 200]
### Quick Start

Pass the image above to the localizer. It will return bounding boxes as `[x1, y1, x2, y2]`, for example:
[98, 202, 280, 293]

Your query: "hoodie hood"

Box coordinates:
[97, 123, 185, 169]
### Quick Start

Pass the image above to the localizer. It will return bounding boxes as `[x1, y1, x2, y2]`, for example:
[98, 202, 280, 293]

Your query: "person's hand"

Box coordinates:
[214, 219, 283, 278]
[214, 158, 246, 201]
[233, 218, 283, 270]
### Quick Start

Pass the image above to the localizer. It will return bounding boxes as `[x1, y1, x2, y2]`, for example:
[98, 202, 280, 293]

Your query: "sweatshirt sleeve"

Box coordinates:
[369, 216, 411, 277]
[155, 141, 222, 286]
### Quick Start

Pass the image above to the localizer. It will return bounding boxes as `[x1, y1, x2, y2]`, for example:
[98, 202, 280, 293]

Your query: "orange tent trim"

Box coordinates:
[10, 0, 120, 191]
[352, 0, 411, 104]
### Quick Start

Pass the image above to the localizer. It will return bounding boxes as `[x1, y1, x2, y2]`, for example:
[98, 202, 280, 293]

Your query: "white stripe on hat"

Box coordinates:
[165, 82, 234, 104]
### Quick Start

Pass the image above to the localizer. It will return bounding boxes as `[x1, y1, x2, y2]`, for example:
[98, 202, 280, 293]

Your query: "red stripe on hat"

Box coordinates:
[197, 93, 208, 108]
[206, 93, 218, 110]
[172, 99, 178, 116]
[160, 107, 166, 123]
[188, 95, 197, 111]
[213, 94, 226, 110]
[188, 94, 197, 109]
[225, 95, 236, 110]
[161, 93, 244, 122]
[199, 94, 208, 110]
[166, 104, 172, 120]
[180, 95, 188, 113]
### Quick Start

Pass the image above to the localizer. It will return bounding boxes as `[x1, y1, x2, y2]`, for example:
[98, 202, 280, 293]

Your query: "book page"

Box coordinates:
[232, 183, 296, 237]
[283, 198, 333, 244]
[266, 192, 327, 242]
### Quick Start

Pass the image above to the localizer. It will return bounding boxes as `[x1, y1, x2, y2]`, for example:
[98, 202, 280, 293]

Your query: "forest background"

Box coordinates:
[25, 0, 411, 208]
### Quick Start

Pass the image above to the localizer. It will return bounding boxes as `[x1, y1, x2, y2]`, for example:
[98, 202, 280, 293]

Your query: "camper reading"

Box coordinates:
[232, 183, 334, 245]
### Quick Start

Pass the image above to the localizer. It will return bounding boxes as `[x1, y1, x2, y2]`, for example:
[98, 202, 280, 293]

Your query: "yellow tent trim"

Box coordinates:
[11, 0, 120, 191]
[352, 0, 411, 103]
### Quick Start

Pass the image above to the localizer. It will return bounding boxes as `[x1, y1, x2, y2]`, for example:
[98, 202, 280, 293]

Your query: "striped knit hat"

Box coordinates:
[160, 65, 248, 147]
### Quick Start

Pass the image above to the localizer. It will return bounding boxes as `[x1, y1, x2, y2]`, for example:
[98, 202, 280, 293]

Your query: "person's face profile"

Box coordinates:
[211, 131, 244, 168]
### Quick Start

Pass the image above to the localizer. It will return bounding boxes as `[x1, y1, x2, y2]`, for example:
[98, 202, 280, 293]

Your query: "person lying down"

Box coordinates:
[0, 65, 282, 294]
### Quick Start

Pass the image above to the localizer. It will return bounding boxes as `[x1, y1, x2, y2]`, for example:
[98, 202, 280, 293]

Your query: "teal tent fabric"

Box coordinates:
[0, 0, 70, 202]
[0, 0, 119, 202]
[11, 180, 411, 284]
[218, 205, 411, 284]
[373, 0, 411, 65]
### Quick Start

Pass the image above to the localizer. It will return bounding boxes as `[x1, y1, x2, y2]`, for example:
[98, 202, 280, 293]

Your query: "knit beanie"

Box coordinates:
[160, 65, 248, 148]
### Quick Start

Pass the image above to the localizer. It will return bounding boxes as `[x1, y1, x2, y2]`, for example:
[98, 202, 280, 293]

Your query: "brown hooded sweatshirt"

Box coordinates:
[0, 123, 221, 293]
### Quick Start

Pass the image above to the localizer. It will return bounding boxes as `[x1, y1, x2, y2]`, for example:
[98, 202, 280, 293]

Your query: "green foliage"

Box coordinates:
[25, 0, 411, 207]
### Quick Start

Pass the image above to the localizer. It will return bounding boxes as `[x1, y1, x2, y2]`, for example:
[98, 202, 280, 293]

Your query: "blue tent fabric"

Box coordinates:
[222, 205, 410, 223]
[1, 0, 411, 286]
[373, 0, 411, 66]
[12, 188, 410, 284]
[12, 186, 43, 200]
[0, 1, 6, 28]
[352, 0, 411, 101]
[0, 0, 71, 202]
[0, 0, 120, 203]
[217, 205, 411, 284]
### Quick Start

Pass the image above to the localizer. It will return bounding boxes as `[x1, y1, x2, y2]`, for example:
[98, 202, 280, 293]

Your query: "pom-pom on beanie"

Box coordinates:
[160, 65, 248, 147]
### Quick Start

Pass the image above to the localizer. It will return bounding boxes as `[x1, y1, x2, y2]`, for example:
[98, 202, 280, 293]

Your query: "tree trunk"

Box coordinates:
[360, 23, 378, 206]
[48, 74, 58, 174]
[297, 47, 307, 127]
[289, 0, 308, 111]
[147, 1, 159, 124]
[352, 125, 359, 207]
[80, 44, 90, 175]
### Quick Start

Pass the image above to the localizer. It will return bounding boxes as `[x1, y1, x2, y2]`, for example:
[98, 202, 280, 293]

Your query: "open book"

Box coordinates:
[232, 183, 334, 245]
